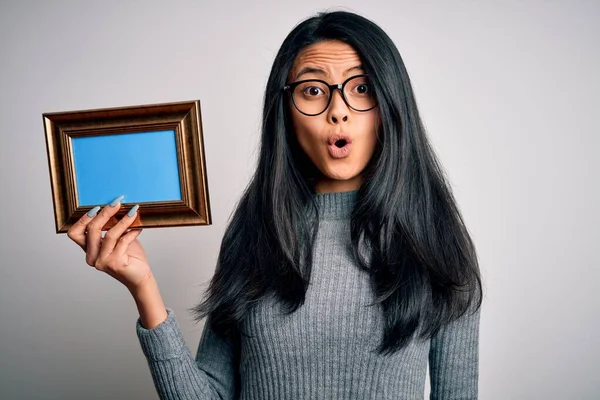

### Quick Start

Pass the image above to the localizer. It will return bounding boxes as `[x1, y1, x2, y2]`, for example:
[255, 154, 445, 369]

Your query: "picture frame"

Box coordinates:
[43, 100, 212, 234]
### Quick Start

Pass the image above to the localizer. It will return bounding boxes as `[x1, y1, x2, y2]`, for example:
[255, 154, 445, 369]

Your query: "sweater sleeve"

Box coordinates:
[136, 307, 239, 400]
[428, 301, 482, 400]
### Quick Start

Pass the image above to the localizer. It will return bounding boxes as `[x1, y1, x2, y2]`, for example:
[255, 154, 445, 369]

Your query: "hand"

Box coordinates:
[67, 195, 152, 293]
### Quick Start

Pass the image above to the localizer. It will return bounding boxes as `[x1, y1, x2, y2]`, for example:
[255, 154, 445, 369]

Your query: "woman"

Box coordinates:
[68, 10, 483, 400]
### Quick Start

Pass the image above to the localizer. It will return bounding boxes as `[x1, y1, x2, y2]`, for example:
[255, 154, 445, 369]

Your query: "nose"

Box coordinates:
[327, 88, 349, 123]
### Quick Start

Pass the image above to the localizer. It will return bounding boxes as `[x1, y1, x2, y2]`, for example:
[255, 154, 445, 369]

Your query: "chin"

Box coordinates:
[323, 163, 363, 180]
[322, 168, 363, 184]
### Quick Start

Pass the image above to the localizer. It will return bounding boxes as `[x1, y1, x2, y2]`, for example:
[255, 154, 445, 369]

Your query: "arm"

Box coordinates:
[133, 277, 239, 400]
[428, 301, 482, 400]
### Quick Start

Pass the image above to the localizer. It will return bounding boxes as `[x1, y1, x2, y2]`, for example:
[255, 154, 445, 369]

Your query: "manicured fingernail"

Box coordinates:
[110, 195, 125, 207]
[127, 204, 139, 217]
[87, 206, 101, 217]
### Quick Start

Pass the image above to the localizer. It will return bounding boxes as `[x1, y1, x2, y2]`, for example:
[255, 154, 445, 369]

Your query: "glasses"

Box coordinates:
[283, 74, 377, 116]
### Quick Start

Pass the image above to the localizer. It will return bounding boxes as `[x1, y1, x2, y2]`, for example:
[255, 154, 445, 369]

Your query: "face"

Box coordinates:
[287, 40, 380, 193]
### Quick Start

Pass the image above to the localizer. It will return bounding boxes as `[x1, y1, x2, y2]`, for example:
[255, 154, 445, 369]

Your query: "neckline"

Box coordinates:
[311, 190, 358, 220]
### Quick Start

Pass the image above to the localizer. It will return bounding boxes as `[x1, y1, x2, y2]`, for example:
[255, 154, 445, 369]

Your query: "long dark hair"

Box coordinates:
[190, 10, 483, 355]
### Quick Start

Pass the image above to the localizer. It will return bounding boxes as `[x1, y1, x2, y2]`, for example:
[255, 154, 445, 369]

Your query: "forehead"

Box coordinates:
[290, 40, 363, 80]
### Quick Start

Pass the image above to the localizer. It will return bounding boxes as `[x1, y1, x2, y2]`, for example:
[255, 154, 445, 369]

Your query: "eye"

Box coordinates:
[353, 82, 371, 95]
[303, 86, 325, 96]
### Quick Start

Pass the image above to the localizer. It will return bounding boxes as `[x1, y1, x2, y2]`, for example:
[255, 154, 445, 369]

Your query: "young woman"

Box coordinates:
[68, 10, 483, 400]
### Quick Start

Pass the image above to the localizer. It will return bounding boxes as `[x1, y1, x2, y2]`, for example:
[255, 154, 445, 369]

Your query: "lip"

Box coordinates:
[327, 133, 353, 159]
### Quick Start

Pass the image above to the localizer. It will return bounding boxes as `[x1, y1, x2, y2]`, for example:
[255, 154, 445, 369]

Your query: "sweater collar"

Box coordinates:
[311, 190, 358, 220]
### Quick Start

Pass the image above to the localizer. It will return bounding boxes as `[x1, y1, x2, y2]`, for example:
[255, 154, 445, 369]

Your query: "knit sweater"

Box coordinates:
[136, 190, 481, 399]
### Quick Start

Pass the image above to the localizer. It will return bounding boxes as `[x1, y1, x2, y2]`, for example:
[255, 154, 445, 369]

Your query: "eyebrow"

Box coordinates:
[294, 65, 364, 81]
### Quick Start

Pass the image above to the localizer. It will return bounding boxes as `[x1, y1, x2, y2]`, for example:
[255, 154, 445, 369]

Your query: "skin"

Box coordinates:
[288, 40, 380, 193]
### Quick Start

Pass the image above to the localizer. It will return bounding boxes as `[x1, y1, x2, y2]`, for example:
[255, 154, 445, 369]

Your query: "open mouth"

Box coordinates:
[328, 134, 352, 146]
[334, 139, 348, 148]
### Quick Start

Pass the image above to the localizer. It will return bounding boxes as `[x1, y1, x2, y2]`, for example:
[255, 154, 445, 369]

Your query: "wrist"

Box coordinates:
[129, 274, 168, 329]
[128, 272, 157, 299]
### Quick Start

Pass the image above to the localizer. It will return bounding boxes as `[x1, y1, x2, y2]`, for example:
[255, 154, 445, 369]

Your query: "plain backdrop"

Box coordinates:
[0, 1, 598, 399]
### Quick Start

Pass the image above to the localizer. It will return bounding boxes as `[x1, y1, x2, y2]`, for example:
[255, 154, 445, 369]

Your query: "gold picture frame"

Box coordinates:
[43, 100, 211, 233]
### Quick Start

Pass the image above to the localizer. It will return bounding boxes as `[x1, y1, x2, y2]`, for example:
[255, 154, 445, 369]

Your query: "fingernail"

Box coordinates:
[127, 204, 139, 218]
[87, 206, 101, 217]
[110, 195, 125, 207]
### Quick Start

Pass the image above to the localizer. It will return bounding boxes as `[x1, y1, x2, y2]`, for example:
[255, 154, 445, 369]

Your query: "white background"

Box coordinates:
[0, 1, 598, 398]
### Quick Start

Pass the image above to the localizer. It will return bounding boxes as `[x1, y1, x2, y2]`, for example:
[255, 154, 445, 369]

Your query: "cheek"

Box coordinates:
[361, 113, 381, 156]
[291, 112, 322, 152]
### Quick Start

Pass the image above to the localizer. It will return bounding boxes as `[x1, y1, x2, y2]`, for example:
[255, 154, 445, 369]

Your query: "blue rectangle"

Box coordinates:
[72, 129, 182, 206]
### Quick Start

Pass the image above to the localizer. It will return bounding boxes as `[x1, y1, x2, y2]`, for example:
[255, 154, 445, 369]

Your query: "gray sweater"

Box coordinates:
[136, 190, 481, 399]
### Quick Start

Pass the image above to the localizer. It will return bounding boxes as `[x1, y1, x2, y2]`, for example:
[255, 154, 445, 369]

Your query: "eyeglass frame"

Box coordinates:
[283, 74, 378, 117]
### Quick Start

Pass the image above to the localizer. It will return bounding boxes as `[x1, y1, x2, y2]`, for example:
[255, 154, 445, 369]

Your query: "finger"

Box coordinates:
[113, 228, 143, 260]
[86, 195, 125, 267]
[98, 204, 140, 260]
[67, 205, 101, 250]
